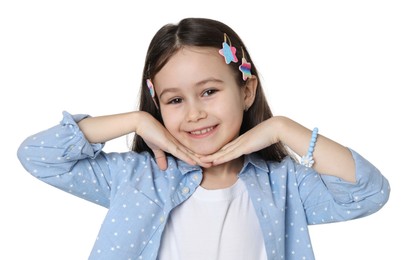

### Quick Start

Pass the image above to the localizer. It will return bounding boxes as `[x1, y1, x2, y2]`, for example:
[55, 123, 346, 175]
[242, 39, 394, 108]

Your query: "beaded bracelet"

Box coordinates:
[300, 127, 319, 168]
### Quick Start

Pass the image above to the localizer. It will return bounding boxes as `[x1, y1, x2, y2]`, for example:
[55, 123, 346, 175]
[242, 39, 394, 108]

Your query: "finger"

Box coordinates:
[199, 144, 232, 163]
[199, 137, 239, 161]
[212, 146, 244, 165]
[200, 151, 223, 164]
[200, 144, 239, 164]
[153, 149, 168, 171]
[202, 138, 250, 165]
[171, 144, 212, 168]
[219, 137, 241, 151]
[179, 148, 213, 168]
[166, 144, 199, 167]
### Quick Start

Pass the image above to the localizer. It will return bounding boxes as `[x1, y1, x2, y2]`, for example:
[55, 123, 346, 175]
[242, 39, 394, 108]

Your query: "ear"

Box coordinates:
[242, 76, 258, 110]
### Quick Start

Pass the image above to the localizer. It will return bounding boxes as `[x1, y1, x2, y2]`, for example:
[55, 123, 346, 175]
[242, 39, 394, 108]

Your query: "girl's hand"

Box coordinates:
[200, 118, 279, 166]
[137, 112, 210, 170]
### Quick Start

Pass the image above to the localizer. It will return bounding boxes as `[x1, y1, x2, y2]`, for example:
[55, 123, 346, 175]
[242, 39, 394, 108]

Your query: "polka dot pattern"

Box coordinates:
[16, 112, 390, 259]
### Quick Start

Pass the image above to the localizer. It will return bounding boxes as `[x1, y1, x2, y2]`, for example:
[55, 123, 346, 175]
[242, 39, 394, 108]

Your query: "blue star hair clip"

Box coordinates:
[146, 79, 159, 109]
[218, 33, 238, 64]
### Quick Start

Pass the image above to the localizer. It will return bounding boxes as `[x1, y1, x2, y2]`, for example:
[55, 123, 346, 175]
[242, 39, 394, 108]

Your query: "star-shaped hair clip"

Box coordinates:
[239, 47, 252, 81]
[146, 79, 159, 109]
[218, 33, 238, 64]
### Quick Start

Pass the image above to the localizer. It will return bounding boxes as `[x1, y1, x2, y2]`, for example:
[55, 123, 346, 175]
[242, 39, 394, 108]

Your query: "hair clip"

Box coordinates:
[218, 33, 238, 64]
[238, 47, 252, 81]
[146, 79, 159, 109]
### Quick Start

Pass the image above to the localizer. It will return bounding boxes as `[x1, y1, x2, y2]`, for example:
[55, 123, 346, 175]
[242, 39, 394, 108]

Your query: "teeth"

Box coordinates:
[190, 127, 214, 135]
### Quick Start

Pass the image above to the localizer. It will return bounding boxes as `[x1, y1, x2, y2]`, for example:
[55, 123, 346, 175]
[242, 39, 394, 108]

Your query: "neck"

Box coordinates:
[200, 156, 244, 190]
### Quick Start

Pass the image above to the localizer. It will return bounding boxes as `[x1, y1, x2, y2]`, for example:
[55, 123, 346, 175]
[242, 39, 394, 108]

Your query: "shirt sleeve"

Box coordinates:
[17, 111, 112, 208]
[296, 149, 390, 225]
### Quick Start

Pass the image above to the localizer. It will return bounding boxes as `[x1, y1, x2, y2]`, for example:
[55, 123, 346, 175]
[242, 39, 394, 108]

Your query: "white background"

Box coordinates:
[1, 1, 410, 259]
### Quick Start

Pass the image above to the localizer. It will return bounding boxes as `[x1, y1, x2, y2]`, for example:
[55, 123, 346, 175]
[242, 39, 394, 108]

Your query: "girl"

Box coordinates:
[17, 18, 390, 260]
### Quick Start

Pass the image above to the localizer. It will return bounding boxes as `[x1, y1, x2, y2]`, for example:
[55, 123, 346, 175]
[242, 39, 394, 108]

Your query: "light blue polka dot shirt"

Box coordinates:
[17, 111, 390, 260]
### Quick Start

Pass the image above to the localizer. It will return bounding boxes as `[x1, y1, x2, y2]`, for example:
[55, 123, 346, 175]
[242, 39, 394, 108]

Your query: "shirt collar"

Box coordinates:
[243, 153, 269, 173]
[175, 157, 202, 175]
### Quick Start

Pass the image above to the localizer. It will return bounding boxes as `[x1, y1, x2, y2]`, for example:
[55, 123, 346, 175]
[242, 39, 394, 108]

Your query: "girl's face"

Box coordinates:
[154, 46, 256, 156]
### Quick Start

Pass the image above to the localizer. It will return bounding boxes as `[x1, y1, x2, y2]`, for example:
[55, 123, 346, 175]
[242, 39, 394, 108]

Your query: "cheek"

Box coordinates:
[221, 95, 244, 116]
[224, 100, 245, 128]
[161, 109, 181, 132]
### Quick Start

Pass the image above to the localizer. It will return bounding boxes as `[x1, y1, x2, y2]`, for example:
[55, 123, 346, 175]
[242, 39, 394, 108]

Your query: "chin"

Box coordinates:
[190, 146, 222, 156]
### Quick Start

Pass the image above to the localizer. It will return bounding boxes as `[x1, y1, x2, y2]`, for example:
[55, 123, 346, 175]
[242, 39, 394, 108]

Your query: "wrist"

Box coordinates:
[134, 110, 147, 135]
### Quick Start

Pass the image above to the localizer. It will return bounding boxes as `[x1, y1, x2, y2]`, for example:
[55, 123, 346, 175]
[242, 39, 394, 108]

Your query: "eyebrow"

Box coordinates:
[158, 77, 223, 99]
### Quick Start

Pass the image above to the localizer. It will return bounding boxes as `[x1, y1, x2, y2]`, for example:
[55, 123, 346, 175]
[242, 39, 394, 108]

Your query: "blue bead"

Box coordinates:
[300, 127, 319, 168]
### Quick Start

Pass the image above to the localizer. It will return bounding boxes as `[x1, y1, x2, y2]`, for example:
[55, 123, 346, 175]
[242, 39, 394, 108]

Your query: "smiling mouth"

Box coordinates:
[189, 126, 216, 135]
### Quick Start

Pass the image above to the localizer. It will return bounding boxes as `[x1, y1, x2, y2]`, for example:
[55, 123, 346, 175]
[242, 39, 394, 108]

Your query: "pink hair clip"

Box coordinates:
[218, 33, 238, 64]
[146, 79, 159, 109]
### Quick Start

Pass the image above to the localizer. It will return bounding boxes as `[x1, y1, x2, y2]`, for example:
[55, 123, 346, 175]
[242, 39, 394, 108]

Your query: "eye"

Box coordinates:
[202, 89, 218, 97]
[167, 97, 183, 104]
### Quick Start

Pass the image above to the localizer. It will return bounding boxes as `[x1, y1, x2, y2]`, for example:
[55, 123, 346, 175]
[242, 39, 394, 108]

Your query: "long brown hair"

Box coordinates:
[132, 18, 289, 162]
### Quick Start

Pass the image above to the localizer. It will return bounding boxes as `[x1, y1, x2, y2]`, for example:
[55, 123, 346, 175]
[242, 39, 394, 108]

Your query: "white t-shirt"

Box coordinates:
[158, 179, 267, 260]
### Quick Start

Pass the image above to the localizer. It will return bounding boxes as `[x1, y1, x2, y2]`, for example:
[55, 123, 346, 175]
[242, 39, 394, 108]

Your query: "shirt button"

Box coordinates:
[181, 187, 190, 194]
[159, 216, 165, 223]
[193, 174, 199, 181]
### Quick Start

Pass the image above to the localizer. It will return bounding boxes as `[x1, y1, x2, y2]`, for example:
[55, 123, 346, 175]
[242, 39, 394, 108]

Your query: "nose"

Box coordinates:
[186, 102, 207, 122]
